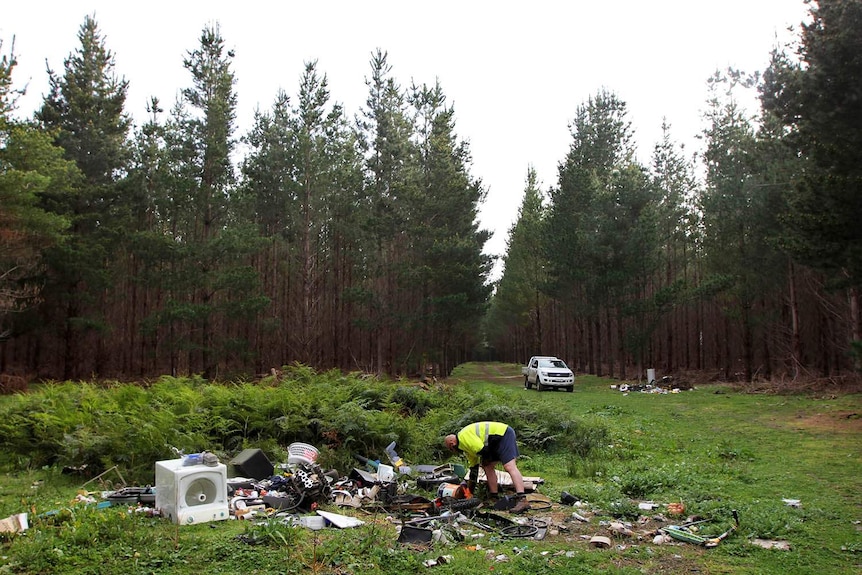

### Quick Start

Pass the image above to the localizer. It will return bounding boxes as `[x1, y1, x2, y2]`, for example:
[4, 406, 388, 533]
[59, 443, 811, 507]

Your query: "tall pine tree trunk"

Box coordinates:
[788, 259, 801, 379]
[850, 287, 860, 371]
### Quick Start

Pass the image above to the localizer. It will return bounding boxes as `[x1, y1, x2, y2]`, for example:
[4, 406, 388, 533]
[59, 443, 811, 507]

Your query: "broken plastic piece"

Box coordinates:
[385, 441, 404, 467]
[0, 513, 28, 534]
[751, 538, 791, 550]
[315, 509, 363, 528]
[589, 535, 612, 548]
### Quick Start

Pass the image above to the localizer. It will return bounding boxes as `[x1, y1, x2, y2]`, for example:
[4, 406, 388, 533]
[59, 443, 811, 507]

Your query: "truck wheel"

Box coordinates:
[537, 380, 544, 392]
[524, 376, 531, 389]
[566, 386, 574, 392]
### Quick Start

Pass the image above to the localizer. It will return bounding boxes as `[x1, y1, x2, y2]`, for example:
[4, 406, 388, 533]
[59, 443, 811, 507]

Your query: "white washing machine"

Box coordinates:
[154, 458, 229, 525]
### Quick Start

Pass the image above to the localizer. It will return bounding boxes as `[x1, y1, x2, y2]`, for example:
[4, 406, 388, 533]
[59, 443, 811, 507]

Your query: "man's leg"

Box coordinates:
[503, 459, 531, 513]
[482, 461, 499, 495]
[502, 459, 525, 493]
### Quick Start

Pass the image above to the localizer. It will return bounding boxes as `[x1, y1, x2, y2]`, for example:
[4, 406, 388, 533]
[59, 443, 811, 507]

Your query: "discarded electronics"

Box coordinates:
[155, 457, 229, 525]
[256, 460, 336, 512]
[229, 448, 274, 480]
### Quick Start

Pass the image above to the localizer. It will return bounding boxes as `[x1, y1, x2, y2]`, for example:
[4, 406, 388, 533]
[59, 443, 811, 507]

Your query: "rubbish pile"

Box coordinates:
[47, 442, 536, 529]
[2, 441, 749, 559]
[85, 441, 550, 539]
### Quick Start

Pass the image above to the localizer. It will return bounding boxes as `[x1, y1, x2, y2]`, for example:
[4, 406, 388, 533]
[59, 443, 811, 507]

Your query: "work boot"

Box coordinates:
[510, 496, 531, 514]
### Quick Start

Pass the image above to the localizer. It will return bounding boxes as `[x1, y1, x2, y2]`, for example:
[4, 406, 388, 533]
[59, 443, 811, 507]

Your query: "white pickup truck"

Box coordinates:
[522, 356, 575, 392]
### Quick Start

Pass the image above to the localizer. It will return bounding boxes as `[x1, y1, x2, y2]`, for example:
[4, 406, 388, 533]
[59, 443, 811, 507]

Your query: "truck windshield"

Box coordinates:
[540, 359, 567, 369]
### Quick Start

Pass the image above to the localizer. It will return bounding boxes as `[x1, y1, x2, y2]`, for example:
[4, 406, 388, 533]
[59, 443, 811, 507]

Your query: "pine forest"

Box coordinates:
[1, 1, 860, 386]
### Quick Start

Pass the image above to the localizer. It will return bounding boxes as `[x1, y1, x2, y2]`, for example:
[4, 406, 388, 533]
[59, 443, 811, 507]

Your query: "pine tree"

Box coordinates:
[238, 60, 366, 370]
[356, 50, 421, 375]
[546, 89, 641, 376]
[152, 24, 266, 378]
[488, 167, 548, 355]
[35, 15, 131, 378]
[407, 80, 492, 375]
[761, 0, 862, 368]
[649, 122, 699, 370]
[699, 70, 787, 381]
[0, 40, 75, 342]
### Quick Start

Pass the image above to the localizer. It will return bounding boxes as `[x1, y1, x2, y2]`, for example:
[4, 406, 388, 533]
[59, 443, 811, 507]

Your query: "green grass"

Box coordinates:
[0, 363, 859, 574]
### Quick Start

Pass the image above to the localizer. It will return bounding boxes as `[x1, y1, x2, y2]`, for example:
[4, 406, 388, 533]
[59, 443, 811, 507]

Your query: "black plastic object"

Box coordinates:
[262, 493, 302, 511]
[398, 525, 433, 546]
[437, 497, 482, 513]
[229, 448, 274, 480]
[106, 486, 155, 506]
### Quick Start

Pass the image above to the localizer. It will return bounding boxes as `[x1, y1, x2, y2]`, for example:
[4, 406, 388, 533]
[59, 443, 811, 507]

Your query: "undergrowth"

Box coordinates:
[0, 365, 592, 485]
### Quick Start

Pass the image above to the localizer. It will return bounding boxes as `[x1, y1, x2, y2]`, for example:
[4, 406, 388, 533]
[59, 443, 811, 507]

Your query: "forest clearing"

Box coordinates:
[1, 363, 859, 574]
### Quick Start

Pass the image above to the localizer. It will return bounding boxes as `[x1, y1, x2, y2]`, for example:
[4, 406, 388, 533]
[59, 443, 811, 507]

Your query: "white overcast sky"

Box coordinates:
[4, 1, 809, 278]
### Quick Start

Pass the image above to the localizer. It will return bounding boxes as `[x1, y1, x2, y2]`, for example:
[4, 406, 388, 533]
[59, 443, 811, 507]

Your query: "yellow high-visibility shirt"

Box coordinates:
[456, 421, 509, 467]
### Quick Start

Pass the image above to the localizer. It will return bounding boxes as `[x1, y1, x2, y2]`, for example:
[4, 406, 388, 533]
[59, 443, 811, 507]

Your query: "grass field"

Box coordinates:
[0, 362, 859, 574]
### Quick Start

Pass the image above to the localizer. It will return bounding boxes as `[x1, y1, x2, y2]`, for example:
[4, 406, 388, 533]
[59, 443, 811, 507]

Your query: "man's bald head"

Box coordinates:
[444, 434, 458, 451]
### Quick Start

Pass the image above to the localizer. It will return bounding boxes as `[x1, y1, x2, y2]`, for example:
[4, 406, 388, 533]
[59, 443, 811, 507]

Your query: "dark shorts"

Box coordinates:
[482, 426, 519, 465]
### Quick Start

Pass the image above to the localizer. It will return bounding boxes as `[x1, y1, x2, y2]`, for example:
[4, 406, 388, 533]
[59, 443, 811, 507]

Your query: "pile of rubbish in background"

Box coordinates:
[612, 375, 693, 395]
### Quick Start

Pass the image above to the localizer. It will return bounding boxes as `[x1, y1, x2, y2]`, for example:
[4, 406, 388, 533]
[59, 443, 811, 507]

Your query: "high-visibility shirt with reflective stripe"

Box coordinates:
[456, 421, 509, 467]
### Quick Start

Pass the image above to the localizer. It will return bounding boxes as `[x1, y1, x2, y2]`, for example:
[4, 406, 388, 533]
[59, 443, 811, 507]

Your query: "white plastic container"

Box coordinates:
[287, 442, 320, 465]
[377, 464, 394, 482]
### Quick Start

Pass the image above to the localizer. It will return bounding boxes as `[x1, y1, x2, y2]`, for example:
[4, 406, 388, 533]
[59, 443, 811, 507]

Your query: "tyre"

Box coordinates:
[524, 376, 531, 389]
[537, 379, 544, 392]
[441, 497, 482, 512]
[566, 386, 574, 392]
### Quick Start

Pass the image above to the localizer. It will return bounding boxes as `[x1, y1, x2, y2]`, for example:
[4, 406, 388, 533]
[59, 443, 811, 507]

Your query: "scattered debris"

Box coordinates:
[106, 486, 155, 506]
[316, 509, 363, 528]
[398, 525, 434, 546]
[609, 521, 635, 537]
[560, 490, 578, 505]
[422, 555, 453, 567]
[614, 376, 693, 395]
[80, 465, 127, 491]
[751, 538, 792, 550]
[6, 438, 764, 562]
[0, 513, 28, 534]
[660, 510, 739, 548]
[298, 515, 327, 530]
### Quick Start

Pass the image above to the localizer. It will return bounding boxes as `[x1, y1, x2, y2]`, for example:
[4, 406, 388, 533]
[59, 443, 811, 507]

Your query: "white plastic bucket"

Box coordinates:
[287, 442, 320, 465]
